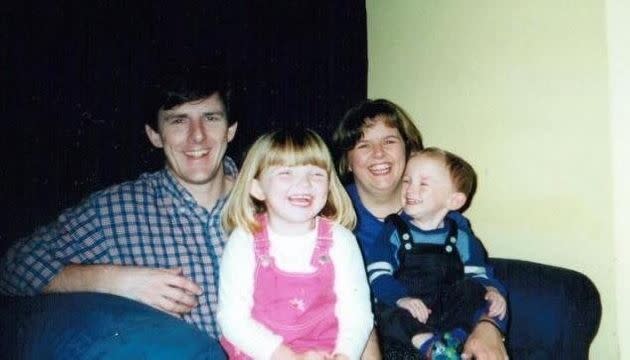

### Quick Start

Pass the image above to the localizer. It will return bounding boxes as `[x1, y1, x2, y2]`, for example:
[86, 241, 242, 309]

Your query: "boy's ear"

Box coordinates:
[145, 124, 163, 148]
[249, 179, 266, 201]
[448, 192, 467, 211]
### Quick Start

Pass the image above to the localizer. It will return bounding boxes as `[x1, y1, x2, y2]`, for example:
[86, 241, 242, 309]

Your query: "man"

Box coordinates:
[1, 66, 237, 357]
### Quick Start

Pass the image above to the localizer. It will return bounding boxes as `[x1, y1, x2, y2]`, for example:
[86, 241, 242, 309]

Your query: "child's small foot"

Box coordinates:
[431, 328, 468, 360]
[430, 339, 457, 360]
[413, 333, 437, 360]
[442, 328, 467, 350]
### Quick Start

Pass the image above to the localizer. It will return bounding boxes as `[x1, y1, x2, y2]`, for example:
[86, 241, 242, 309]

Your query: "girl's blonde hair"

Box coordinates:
[223, 127, 357, 234]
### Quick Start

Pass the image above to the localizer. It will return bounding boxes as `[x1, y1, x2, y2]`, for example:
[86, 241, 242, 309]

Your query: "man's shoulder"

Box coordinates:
[223, 156, 238, 179]
[87, 170, 164, 205]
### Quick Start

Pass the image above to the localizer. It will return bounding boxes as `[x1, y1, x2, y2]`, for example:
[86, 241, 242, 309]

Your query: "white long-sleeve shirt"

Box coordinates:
[217, 222, 373, 359]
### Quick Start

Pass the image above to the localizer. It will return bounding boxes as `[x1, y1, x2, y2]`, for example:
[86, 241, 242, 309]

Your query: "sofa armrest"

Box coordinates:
[489, 258, 601, 359]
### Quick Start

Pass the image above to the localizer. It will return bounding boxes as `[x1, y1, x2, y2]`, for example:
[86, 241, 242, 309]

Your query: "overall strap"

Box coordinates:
[312, 217, 334, 266]
[253, 213, 271, 258]
[443, 217, 460, 256]
[385, 214, 413, 265]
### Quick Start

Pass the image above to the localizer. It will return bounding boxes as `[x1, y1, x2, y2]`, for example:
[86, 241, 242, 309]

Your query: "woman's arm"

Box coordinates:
[364, 220, 409, 305]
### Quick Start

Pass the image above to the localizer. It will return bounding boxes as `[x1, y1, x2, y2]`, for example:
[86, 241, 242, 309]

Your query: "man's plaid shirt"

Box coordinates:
[0, 158, 238, 339]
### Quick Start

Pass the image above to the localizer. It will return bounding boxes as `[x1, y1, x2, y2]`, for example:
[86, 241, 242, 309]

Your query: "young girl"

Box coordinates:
[217, 128, 373, 360]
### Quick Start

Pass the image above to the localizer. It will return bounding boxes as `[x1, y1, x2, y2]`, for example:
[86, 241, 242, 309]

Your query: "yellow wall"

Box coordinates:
[608, 0, 630, 358]
[366, 1, 627, 358]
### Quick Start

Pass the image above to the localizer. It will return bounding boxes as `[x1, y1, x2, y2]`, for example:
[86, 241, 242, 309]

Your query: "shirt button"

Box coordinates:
[450, 236, 457, 244]
[445, 245, 453, 253]
[402, 233, 410, 241]
[404, 243, 412, 250]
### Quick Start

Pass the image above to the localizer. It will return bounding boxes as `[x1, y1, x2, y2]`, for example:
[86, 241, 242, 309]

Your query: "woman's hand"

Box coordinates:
[461, 320, 508, 360]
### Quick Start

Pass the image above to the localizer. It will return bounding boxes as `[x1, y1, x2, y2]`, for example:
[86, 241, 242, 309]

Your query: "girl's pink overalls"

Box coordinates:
[221, 216, 339, 359]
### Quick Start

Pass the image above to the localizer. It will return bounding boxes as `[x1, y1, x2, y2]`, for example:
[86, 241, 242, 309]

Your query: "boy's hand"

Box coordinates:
[396, 297, 431, 323]
[485, 287, 507, 320]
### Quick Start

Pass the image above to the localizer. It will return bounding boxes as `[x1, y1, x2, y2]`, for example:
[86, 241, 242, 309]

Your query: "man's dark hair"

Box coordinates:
[145, 65, 234, 130]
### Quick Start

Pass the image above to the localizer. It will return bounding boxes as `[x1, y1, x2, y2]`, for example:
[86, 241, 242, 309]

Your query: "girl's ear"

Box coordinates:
[249, 179, 266, 201]
[448, 192, 467, 211]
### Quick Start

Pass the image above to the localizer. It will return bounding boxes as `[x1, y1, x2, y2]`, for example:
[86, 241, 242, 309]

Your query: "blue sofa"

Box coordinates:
[0, 258, 601, 359]
[491, 258, 601, 359]
[0, 292, 225, 359]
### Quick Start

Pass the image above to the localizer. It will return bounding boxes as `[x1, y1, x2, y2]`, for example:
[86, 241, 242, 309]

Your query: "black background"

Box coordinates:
[1, 1, 367, 252]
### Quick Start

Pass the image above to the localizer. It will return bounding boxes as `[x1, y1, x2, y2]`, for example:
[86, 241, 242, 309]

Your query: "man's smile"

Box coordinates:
[184, 149, 210, 159]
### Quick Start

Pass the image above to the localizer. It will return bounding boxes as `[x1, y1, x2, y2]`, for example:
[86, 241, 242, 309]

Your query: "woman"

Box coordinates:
[333, 99, 508, 360]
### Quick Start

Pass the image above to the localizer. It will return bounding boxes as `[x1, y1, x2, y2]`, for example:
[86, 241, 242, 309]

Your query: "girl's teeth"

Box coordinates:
[289, 195, 311, 205]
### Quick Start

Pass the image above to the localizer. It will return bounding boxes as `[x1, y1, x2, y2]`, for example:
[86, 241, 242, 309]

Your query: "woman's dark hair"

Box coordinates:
[332, 98, 423, 182]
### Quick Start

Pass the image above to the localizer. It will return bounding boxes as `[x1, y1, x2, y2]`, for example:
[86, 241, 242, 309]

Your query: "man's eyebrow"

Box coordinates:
[163, 113, 188, 120]
[163, 110, 225, 120]
[203, 111, 226, 117]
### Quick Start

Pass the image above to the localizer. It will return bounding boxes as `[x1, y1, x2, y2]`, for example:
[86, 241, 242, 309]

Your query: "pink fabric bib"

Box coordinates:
[221, 216, 339, 359]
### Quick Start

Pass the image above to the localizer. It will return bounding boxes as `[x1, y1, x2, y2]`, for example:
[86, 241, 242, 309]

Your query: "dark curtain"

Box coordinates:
[0, 1, 367, 252]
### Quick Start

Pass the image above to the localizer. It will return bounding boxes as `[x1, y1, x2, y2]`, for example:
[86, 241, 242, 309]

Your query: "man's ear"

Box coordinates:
[145, 124, 163, 148]
[448, 192, 467, 211]
[249, 179, 266, 201]
[227, 122, 237, 143]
